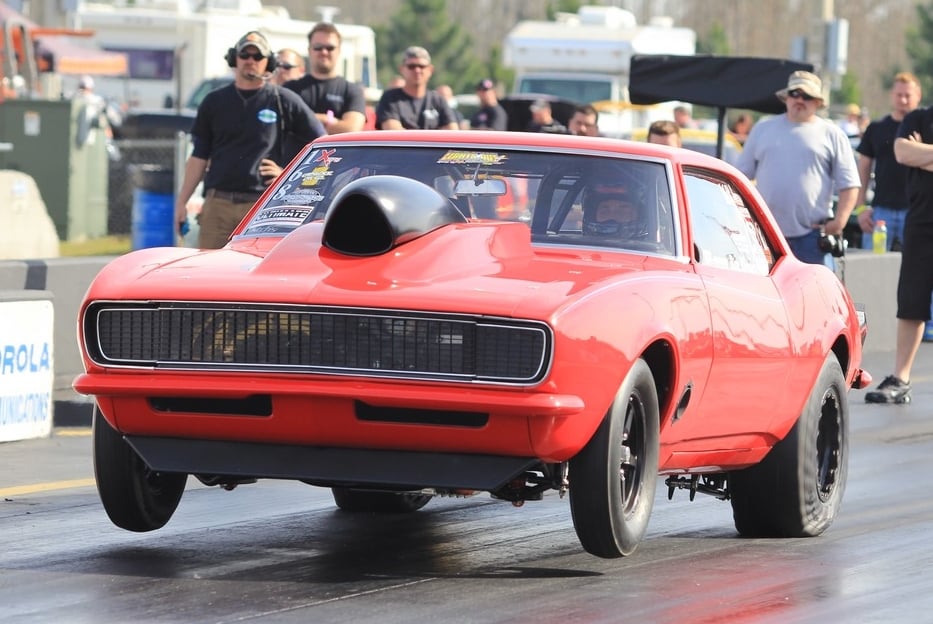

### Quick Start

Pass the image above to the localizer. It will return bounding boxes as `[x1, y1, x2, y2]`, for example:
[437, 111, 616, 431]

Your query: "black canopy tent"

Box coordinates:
[629, 55, 814, 158]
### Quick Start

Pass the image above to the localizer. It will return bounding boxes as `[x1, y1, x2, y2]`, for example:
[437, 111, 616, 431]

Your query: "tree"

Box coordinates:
[546, 0, 582, 20]
[831, 73, 861, 110]
[906, 1, 933, 98]
[372, 0, 486, 93]
[696, 22, 730, 55]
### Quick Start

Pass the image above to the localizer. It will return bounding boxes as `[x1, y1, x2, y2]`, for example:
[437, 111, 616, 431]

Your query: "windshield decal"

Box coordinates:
[438, 150, 508, 166]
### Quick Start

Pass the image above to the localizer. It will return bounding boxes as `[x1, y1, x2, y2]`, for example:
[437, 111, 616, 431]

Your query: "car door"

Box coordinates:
[674, 168, 794, 446]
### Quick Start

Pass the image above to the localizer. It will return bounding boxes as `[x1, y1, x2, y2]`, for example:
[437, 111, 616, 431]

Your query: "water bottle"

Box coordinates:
[873, 219, 887, 254]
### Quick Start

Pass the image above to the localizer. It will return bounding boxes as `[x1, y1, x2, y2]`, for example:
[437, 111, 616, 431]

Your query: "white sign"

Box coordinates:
[0, 299, 54, 442]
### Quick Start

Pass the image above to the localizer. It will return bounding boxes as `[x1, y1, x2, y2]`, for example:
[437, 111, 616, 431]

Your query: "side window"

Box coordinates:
[685, 170, 775, 274]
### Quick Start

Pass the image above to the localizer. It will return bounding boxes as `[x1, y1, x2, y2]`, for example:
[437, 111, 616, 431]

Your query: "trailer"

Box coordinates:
[503, 5, 695, 136]
[70, 0, 377, 111]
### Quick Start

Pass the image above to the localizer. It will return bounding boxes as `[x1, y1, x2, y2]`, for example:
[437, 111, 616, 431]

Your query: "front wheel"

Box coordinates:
[569, 359, 660, 558]
[331, 488, 433, 513]
[93, 406, 187, 532]
[730, 353, 849, 537]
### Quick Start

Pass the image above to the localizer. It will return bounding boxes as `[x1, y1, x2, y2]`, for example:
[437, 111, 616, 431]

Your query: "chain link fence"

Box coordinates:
[108, 136, 187, 235]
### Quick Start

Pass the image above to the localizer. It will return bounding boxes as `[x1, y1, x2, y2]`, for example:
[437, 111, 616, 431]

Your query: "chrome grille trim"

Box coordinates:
[85, 302, 552, 385]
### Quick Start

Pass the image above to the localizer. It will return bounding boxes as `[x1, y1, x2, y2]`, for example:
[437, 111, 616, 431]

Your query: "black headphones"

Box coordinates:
[225, 32, 277, 70]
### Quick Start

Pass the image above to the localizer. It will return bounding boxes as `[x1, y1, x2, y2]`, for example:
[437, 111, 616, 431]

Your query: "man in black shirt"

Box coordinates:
[283, 23, 366, 134]
[526, 99, 568, 134]
[470, 78, 508, 131]
[376, 46, 459, 130]
[174, 31, 325, 249]
[864, 94, 933, 405]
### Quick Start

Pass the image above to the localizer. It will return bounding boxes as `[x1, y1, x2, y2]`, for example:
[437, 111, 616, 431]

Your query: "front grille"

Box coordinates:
[85, 302, 551, 384]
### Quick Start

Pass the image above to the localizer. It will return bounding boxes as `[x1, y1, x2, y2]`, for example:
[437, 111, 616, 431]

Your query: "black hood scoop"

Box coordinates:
[322, 175, 468, 256]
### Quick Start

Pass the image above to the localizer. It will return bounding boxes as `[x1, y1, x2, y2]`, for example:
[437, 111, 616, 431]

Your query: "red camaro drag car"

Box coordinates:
[75, 130, 869, 558]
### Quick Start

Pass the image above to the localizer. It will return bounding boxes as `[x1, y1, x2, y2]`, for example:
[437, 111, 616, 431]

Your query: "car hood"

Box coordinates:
[88, 221, 650, 321]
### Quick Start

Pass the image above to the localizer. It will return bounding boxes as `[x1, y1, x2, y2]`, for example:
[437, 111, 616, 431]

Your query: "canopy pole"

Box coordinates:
[716, 106, 727, 160]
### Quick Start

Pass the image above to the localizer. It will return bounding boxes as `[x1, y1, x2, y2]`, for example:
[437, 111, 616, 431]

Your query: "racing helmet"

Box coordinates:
[582, 183, 648, 240]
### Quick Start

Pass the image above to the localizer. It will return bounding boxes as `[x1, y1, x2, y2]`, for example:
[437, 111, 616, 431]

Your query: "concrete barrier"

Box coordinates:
[0, 170, 60, 260]
[0, 257, 111, 427]
[838, 250, 900, 356]
[0, 249, 902, 429]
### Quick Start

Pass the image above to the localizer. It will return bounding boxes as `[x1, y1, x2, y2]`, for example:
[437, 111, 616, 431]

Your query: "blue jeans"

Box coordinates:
[861, 205, 907, 250]
[786, 229, 832, 268]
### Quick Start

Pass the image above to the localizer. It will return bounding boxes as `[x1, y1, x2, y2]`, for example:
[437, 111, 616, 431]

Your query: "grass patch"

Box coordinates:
[59, 235, 131, 257]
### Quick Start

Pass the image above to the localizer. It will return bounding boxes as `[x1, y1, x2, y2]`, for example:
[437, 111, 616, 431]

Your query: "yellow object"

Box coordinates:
[853, 204, 869, 216]
[872, 220, 887, 254]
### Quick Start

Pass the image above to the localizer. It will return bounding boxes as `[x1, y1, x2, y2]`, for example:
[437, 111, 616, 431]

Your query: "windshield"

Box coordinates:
[241, 145, 677, 255]
[518, 78, 612, 104]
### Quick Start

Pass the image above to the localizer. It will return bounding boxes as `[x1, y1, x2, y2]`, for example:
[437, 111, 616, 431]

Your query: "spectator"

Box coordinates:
[568, 104, 599, 136]
[647, 119, 682, 147]
[838, 103, 863, 137]
[436, 84, 468, 129]
[526, 99, 568, 134]
[728, 113, 753, 145]
[284, 23, 366, 134]
[272, 48, 305, 86]
[174, 31, 325, 249]
[376, 46, 459, 130]
[863, 79, 933, 405]
[855, 72, 921, 252]
[736, 70, 860, 265]
[73, 74, 120, 144]
[470, 79, 508, 131]
[673, 105, 698, 129]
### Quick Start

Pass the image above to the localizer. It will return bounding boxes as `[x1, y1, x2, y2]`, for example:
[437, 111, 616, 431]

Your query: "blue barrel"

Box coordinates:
[129, 164, 175, 249]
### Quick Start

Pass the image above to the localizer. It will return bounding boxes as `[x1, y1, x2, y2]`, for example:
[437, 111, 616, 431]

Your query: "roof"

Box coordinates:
[0, 3, 128, 77]
[35, 35, 128, 76]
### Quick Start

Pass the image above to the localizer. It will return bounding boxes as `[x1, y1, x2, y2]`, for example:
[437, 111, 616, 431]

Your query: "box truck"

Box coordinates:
[70, 0, 376, 110]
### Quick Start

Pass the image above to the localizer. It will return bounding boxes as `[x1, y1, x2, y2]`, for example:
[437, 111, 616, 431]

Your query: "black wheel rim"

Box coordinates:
[815, 387, 842, 502]
[620, 394, 646, 515]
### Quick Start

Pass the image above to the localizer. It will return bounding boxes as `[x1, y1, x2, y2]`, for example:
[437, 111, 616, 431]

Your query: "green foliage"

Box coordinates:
[373, 0, 487, 93]
[546, 0, 583, 20]
[696, 22, 730, 55]
[831, 73, 861, 109]
[906, 1, 933, 97]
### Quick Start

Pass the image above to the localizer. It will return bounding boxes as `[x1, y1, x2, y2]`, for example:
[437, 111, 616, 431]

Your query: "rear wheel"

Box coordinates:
[730, 353, 849, 537]
[331, 488, 433, 513]
[569, 359, 659, 558]
[93, 406, 187, 532]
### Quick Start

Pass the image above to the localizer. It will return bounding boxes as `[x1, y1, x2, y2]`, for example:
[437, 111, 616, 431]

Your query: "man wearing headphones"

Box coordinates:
[174, 31, 325, 249]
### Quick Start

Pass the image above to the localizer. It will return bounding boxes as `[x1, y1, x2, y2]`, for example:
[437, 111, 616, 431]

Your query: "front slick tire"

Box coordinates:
[730, 353, 849, 537]
[93, 406, 187, 532]
[570, 359, 659, 558]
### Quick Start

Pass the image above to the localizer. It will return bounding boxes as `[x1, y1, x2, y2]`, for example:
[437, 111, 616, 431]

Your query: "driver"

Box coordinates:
[582, 185, 648, 240]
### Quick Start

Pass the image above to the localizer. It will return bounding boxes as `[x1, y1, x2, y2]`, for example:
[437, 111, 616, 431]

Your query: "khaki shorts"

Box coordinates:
[197, 190, 261, 249]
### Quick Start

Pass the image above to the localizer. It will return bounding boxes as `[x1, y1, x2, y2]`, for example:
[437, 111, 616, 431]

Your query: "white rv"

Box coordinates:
[503, 5, 696, 136]
[70, 0, 377, 110]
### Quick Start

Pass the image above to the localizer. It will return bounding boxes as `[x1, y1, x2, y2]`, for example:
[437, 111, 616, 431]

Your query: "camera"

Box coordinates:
[818, 231, 846, 258]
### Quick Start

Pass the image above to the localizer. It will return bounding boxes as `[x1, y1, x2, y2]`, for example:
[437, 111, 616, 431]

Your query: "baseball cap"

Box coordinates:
[235, 31, 272, 57]
[529, 98, 550, 112]
[476, 78, 495, 91]
[402, 46, 431, 65]
[78, 75, 94, 90]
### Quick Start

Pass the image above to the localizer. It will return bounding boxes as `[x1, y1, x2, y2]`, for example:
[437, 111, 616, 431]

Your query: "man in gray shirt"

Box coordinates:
[737, 71, 860, 265]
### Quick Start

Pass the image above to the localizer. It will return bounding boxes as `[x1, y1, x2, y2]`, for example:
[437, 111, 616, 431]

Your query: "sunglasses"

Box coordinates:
[405, 63, 429, 70]
[787, 89, 816, 101]
[277, 62, 297, 70]
[312, 44, 337, 52]
[237, 51, 265, 61]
